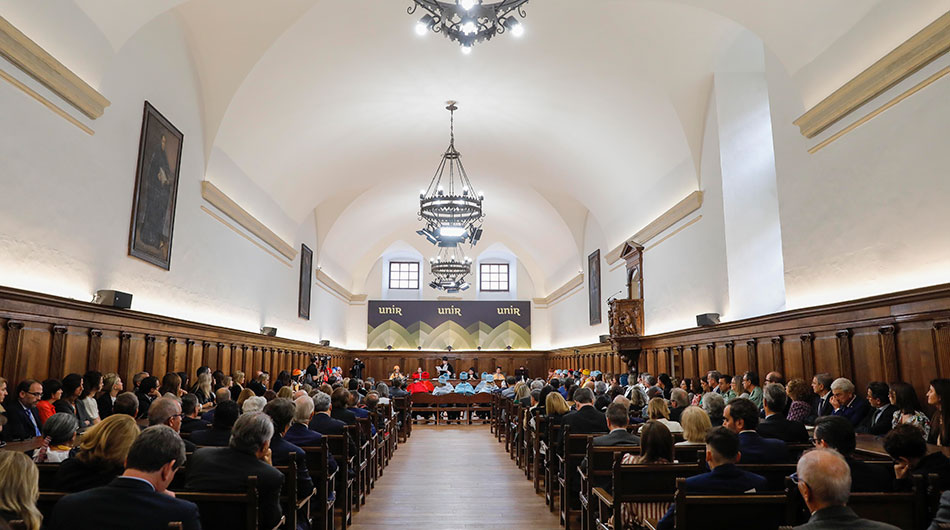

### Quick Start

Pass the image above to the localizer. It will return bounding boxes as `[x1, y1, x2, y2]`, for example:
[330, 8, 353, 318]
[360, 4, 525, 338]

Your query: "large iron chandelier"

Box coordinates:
[410, 0, 529, 54]
[429, 247, 473, 292]
[417, 101, 484, 248]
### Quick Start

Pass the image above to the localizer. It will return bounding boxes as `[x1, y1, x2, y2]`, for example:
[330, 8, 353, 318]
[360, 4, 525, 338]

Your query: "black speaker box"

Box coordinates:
[93, 290, 132, 309]
[261, 327, 278, 336]
[599, 334, 610, 343]
[319, 340, 330, 347]
[696, 313, 720, 327]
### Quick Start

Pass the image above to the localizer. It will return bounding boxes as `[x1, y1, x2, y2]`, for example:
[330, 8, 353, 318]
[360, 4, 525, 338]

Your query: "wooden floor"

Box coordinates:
[349, 424, 561, 529]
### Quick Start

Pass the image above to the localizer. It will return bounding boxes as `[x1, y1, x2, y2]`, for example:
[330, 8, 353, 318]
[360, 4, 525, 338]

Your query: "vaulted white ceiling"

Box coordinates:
[17, 0, 944, 295]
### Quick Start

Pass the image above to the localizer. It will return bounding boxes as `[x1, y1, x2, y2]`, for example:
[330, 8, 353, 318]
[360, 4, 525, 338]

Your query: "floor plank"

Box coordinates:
[349, 424, 561, 529]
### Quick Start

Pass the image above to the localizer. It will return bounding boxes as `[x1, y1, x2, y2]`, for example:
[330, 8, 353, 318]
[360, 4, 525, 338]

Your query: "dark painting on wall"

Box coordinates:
[299, 243, 312, 320]
[589, 249, 602, 325]
[128, 101, 183, 270]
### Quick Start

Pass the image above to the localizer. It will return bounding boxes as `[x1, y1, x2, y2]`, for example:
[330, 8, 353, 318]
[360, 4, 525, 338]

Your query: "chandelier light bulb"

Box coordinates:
[459, 0, 477, 11]
[460, 21, 477, 35]
[511, 21, 525, 38]
[415, 22, 428, 36]
[461, 45, 473, 55]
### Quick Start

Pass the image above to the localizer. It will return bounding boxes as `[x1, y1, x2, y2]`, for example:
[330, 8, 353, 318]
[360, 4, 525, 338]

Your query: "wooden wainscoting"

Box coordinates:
[548, 283, 950, 404]
[0, 286, 343, 386]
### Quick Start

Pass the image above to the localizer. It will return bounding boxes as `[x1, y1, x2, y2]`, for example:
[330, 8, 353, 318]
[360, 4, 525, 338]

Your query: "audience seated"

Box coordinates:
[558, 388, 607, 452]
[545, 392, 570, 426]
[813, 416, 893, 492]
[148, 396, 196, 451]
[76, 371, 102, 428]
[701, 392, 725, 426]
[884, 424, 950, 491]
[200, 388, 232, 424]
[190, 400, 239, 447]
[135, 376, 160, 419]
[757, 383, 809, 443]
[668, 388, 689, 423]
[593, 403, 640, 446]
[40, 413, 79, 463]
[52, 374, 83, 427]
[55, 414, 140, 492]
[644, 397, 682, 434]
[263, 398, 314, 500]
[619, 420, 676, 527]
[95, 373, 122, 420]
[786, 378, 814, 423]
[656, 427, 767, 529]
[330, 387, 357, 425]
[857, 381, 896, 435]
[37, 379, 62, 424]
[792, 449, 899, 529]
[284, 395, 338, 475]
[112, 392, 139, 417]
[179, 393, 210, 433]
[185, 412, 284, 529]
[676, 406, 711, 446]
[930, 490, 950, 530]
[309, 391, 346, 436]
[830, 378, 870, 427]
[889, 382, 930, 438]
[242, 395, 266, 414]
[723, 397, 788, 463]
[47, 425, 201, 530]
[1, 379, 43, 442]
[929, 379, 950, 446]
[742, 371, 763, 408]
[0, 451, 42, 530]
[809, 373, 835, 424]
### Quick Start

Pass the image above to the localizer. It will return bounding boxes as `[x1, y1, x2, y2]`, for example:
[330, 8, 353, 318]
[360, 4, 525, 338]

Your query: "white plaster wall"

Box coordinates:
[766, 51, 950, 309]
[0, 12, 327, 343]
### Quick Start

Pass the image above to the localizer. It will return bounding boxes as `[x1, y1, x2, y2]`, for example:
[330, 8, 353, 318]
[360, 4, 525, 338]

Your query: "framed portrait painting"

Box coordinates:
[589, 249, 602, 325]
[299, 244, 313, 320]
[128, 101, 183, 270]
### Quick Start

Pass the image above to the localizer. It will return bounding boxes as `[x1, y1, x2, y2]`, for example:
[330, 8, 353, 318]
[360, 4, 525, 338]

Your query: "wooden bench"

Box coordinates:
[176, 476, 285, 530]
[591, 461, 701, 530]
[580, 444, 639, 530]
[785, 474, 934, 529]
[660, 477, 791, 530]
[559, 429, 608, 530]
[543, 420, 563, 511]
[324, 433, 354, 529]
[301, 440, 338, 530]
[392, 396, 411, 442]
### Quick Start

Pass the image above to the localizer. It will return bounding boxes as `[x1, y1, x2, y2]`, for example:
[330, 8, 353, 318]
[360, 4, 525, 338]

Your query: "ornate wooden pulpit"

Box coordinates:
[608, 297, 642, 371]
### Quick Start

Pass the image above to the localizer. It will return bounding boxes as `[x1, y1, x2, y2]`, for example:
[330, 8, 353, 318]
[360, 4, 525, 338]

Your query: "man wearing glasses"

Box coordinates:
[147, 396, 196, 452]
[1, 379, 43, 441]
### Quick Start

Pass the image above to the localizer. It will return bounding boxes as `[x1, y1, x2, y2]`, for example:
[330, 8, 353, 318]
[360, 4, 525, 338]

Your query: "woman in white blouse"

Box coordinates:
[642, 397, 683, 433]
[76, 371, 103, 428]
[41, 413, 79, 463]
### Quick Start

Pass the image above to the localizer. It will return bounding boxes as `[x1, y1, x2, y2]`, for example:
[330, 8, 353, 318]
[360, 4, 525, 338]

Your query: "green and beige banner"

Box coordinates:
[367, 300, 531, 350]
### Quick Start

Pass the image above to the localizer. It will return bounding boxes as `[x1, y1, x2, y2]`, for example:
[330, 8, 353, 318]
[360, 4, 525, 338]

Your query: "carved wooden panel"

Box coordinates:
[800, 333, 815, 382]
[935, 321, 950, 378]
[49, 325, 67, 380]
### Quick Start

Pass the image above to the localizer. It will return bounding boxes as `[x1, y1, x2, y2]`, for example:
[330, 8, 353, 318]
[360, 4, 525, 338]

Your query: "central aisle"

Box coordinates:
[350, 425, 561, 529]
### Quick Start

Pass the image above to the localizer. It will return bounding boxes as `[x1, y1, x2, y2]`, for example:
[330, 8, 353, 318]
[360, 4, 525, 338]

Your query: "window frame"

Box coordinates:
[479, 262, 510, 292]
[388, 260, 420, 290]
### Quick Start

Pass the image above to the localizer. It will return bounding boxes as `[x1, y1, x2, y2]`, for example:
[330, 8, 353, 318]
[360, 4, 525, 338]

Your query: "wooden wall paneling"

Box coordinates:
[201, 341, 214, 371]
[662, 348, 674, 377]
[724, 341, 735, 376]
[702, 343, 715, 376]
[88, 329, 103, 372]
[812, 332, 839, 377]
[3, 321, 24, 384]
[850, 327, 888, 392]
[166, 337, 179, 374]
[733, 340, 749, 375]
[714, 343, 728, 378]
[233, 345, 246, 376]
[676, 346, 689, 380]
[800, 333, 815, 383]
[835, 330, 855, 382]
[770, 337, 784, 377]
[98, 331, 120, 375]
[62, 326, 89, 376]
[746, 339, 758, 375]
[218, 343, 228, 375]
[118, 332, 133, 387]
[894, 322, 938, 399]
[878, 325, 900, 384]
[49, 325, 67, 380]
[21, 322, 52, 382]
[934, 321, 950, 378]
[689, 345, 700, 380]
[144, 335, 157, 376]
[0, 319, 7, 381]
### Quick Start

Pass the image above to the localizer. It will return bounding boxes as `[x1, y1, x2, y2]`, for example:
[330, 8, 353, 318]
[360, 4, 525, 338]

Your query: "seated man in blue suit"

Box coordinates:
[724, 397, 788, 463]
[657, 427, 767, 529]
[47, 425, 201, 530]
[284, 395, 338, 477]
[830, 377, 870, 428]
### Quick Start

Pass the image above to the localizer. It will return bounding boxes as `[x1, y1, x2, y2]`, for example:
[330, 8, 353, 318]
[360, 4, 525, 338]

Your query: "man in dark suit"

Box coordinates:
[885, 424, 950, 492]
[808, 373, 835, 424]
[792, 449, 899, 529]
[857, 381, 896, 435]
[593, 402, 641, 447]
[724, 397, 788, 463]
[330, 387, 356, 425]
[309, 392, 346, 436]
[247, 371, 268, 397]
[199, 388, 232, 424]
[558, 387, 608, 452]
[190, 400, 239, 447]
[179, 393, 210, 433]
[757, 383, 809, 443]
[46, 425, 201, 530]
[264, 397, 314, 520]
[830, 377, 870, 427]
[147, 396, 196, 452]
[814, 416, 892, 492]
[186, 412, 284, 530]
[657, 427, 768, 529]
[284, 395, 338, 475]
[1, 379, 43, 442]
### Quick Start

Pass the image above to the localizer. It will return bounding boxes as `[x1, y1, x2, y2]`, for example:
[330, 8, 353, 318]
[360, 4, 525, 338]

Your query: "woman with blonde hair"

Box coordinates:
[193, 372, 214, 407]
[96, 373, 122, 419]
[54, 414, 139, 492]
[277, 386, 294, 400]
[236, 387, 255, 409]
[230, 370, 246, 401]
[676, 406, 711, 446]
[0, 452, 42, 529]
[644, 397, 683, 433]
[513, 382, 530, 403]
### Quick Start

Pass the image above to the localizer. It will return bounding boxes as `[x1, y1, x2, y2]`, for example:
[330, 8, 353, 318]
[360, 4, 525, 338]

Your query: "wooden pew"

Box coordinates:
[532, 415, 549, 494]
[409, 393, 438, 425]
[392, 396, 411, 442]
[785, 474, 933, 529]
[734, 463, 798, 492]
[356, 417, 376, 496]
[176, 476, 284, 530]
[301, 440, 337, 530]
[543, 420, 563, 511]
[591, 461, 702, 530]
[470, 392, 493, 425]
[324, 433, 354, 529]
[559, 429, 608, 530]
[580, 444, 640, 530]
[663, 477, 791, 530]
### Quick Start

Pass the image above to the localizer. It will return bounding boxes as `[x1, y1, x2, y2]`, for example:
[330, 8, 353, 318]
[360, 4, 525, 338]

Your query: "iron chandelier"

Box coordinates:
[417, 101, 484, 248]
[410, 0, 529, 53]
[429, 247, 473, 292]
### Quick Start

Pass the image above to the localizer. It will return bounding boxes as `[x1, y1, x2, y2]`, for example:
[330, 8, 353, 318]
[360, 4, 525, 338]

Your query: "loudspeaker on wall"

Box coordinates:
[93, 290, 132, 309]
[696, 313, 720, 327]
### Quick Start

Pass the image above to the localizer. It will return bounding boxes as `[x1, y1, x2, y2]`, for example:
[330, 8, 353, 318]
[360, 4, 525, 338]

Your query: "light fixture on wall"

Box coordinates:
[429, 246, 472, 293]
[417, 101, 484, 249]
[409, 1, 529, 53]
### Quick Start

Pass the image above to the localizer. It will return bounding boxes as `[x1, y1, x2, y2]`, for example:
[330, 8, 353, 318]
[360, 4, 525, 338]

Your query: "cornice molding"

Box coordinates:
[606, 190, 703, 265]
[0, 16, 110, 119]
[533, 273, 584, 308]
[315, 269, 365, 304]
[201, 181, 297, 261]
[794, 11, 950, 138]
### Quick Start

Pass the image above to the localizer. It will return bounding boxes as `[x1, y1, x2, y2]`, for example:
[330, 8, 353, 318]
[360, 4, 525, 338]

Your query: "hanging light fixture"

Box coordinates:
[409, 1, 529, 52]
[417, 101, 484, 248]
[429, 247, 473, 293]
